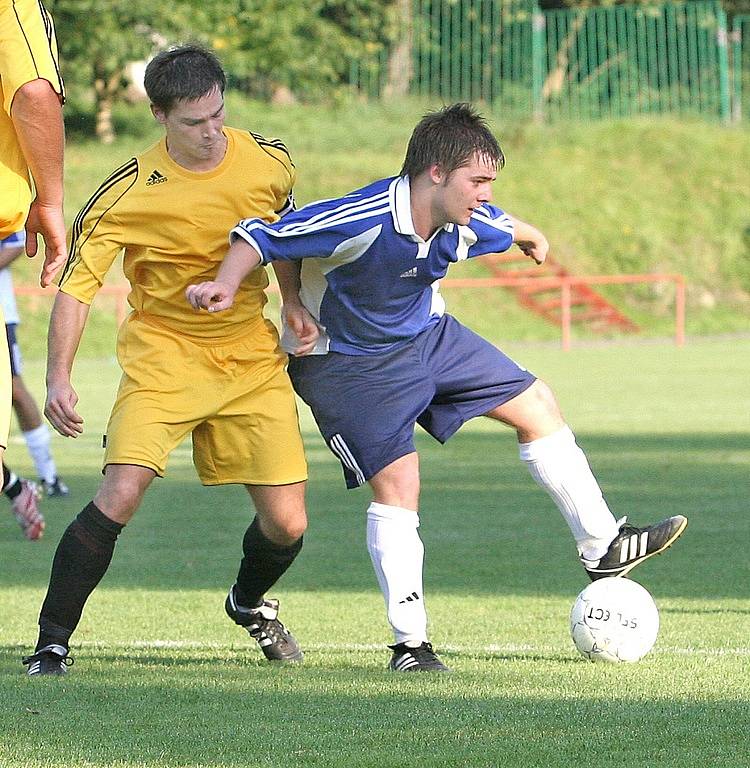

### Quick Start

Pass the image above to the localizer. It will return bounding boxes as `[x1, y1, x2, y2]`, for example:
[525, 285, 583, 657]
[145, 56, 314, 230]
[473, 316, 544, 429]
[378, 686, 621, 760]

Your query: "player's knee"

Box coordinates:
[264, 516, 307, 546]
[95, 468, 153, 523]
[281, 514, 307, 543]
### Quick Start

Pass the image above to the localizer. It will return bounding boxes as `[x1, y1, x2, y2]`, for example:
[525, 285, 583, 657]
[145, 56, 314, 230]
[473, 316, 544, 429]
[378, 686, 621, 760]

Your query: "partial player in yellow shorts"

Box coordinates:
[105, 315, 306, 485]
[24, 46, 319, 676]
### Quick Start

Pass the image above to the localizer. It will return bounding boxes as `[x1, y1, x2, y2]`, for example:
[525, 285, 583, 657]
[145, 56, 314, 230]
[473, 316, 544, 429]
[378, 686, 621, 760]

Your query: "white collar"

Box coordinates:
[390, 175, 454, 242]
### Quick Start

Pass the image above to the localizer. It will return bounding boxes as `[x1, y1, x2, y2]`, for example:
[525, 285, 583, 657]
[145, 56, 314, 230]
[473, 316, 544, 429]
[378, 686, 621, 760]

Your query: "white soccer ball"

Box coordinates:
[570, 577, 659, 663]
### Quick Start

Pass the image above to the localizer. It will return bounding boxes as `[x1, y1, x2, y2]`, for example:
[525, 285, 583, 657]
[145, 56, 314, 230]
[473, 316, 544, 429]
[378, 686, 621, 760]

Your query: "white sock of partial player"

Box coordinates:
[23, 424, 56, 485]
[519, 425, 620, 561]
[366, 502, 428, 646]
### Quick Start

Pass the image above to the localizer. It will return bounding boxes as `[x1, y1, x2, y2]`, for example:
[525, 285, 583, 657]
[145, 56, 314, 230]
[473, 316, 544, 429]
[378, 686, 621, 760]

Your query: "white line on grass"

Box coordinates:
[70, 640, 750, 657]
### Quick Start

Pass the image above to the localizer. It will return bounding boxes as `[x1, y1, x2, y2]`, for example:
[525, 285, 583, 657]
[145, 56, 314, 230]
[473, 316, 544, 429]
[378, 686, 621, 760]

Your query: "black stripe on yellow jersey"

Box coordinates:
[60, 158, 138, 285]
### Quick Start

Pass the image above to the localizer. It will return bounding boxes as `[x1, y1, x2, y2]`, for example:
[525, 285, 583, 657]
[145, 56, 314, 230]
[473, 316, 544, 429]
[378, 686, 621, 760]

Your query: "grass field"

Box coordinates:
[1, 338, 748, 767]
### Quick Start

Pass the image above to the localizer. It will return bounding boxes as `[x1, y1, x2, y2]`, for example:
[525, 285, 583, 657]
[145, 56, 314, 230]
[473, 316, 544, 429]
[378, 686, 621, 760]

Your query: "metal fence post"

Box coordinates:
[717, 5, 731, 122]
[732, 16, 749, 122]
[531, 6, 545, 122]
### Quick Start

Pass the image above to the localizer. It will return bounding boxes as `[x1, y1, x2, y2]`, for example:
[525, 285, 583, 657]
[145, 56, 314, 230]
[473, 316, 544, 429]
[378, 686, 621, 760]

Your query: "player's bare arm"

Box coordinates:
[273, 261, 320, 355]
[510, 216, 549, 265]
[45, 291, 90, 437]
[185, 238, 262, 312]
[11, 79, 67, 287]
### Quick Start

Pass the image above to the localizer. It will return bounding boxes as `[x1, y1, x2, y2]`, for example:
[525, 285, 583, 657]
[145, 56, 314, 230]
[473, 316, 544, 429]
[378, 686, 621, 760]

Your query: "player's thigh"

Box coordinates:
[288, 350, 431, 489]
[193, 365, 307, 486]
[484, 378, 565, 440]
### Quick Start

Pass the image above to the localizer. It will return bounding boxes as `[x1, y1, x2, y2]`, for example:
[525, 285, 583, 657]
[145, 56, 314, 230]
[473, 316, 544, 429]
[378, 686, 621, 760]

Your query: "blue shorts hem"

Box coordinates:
[427, 376, 537, 443]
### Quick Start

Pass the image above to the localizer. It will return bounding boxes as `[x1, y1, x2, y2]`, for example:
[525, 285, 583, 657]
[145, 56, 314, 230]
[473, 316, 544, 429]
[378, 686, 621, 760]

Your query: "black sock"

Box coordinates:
[2, 463, 21, 499]
[235, 517, 302, 608]
[36, 502, 124, 650]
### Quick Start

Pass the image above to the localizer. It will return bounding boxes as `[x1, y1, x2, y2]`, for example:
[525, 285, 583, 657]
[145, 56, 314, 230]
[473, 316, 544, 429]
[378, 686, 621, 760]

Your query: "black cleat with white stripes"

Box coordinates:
[225, 585, 303, 662]
[388, 641, 449, 672]
[22, 644, 73, 676]
[582, 515, 688, 581]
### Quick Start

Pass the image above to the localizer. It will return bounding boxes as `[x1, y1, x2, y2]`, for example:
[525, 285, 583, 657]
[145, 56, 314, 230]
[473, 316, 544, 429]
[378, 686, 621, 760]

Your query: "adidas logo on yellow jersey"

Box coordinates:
[145, 169, 168, 186]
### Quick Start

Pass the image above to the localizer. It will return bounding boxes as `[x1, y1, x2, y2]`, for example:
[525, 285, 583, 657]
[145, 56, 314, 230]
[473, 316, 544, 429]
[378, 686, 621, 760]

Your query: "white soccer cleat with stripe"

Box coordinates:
[582, 515, 688, 581]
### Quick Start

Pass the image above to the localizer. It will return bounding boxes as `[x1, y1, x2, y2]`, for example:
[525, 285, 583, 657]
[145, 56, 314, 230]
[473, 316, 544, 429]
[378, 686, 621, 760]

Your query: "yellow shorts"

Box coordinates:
[104, 313, 307, 486]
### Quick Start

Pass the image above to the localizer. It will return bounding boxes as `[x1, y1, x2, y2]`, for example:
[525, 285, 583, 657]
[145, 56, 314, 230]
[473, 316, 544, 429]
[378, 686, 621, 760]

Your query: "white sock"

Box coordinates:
[23, 424, 56, 485]
[366, 502, 427, 646]
[519, 426, 619, 561]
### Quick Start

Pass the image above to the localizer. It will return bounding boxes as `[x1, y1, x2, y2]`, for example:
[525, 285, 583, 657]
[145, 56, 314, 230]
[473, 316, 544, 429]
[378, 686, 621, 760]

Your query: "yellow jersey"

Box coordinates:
[59, 126, 296, 340]
[0, 0, 64, 239]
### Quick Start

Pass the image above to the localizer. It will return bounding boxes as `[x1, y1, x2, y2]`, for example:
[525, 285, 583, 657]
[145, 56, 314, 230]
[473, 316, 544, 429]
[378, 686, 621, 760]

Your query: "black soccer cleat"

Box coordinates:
[388, 641, 450, 672]
[225, 584, 303, 662]
[582, 515, 688, 580]
[22, 644, 73, 676]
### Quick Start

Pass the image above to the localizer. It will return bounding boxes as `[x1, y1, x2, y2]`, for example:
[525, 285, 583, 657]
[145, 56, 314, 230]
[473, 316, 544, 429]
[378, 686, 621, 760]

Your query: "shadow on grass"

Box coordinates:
[0, 432, 745, 601]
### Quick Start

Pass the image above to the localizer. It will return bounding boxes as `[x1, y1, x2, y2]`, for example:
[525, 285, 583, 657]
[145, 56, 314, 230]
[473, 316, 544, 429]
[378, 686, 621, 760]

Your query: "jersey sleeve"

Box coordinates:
[231, 195, 381, 264]
[249, 133, 296, 220]
[57, 160, 137, 303]
[466, 203, 515, 257]
[0, 0, 64, 115]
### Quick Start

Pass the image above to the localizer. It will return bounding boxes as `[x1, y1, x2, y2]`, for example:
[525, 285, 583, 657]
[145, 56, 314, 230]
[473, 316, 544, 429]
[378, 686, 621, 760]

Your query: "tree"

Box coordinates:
[214, 0, 399, 102]
[50, 0, 206, 142]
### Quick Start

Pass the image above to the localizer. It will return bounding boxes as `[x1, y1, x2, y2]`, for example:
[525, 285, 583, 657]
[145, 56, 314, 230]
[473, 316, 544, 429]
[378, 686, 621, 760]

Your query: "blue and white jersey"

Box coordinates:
[231, 175, 515, 355]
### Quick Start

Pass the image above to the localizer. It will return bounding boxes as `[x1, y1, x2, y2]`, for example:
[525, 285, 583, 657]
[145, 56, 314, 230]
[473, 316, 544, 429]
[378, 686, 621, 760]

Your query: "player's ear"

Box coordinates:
[151, 104, 167, 125]
[428, 164, 445, 185]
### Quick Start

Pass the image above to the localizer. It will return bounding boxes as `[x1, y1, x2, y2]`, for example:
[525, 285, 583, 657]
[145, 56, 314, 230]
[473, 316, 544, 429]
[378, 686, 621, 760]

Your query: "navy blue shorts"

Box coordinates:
[288, 314, 536, 489]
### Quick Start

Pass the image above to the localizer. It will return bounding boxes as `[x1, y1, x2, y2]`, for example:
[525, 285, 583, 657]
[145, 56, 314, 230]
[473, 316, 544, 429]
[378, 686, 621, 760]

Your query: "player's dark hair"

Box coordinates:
[400, 103, 505, 179]
[144, 44, 226, 114]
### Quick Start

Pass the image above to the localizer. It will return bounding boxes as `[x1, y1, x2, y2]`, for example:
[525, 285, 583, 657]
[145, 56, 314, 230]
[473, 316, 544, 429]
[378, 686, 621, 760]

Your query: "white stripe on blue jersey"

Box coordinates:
[277, 190, 390, 234]
[470, 205, 514, 233]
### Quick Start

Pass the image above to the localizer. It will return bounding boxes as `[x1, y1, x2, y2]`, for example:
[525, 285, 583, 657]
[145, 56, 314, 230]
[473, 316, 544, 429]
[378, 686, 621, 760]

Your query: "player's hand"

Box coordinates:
[282, 301, 320, 355]
[517, 235, 549, 265]
[45, 379, 84, 438]
[25, 199, 68, 287]
[185, 281, 236, 312]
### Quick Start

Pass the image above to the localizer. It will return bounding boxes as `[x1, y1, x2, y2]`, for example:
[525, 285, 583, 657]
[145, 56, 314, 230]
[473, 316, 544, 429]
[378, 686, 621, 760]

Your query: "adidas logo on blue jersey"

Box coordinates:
[146, 169, 168, 186]
[400, 267, 417, 278]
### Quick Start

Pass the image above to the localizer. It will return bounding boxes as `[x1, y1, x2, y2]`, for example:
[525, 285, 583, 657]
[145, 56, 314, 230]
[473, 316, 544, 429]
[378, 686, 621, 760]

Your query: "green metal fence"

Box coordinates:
[350, 0, 747, 122]
[733, 14, 750, 120]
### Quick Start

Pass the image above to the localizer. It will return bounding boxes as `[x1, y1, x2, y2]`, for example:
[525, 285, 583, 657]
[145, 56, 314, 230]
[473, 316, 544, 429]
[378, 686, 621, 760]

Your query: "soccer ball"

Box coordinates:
[570, 577, 659, 663]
